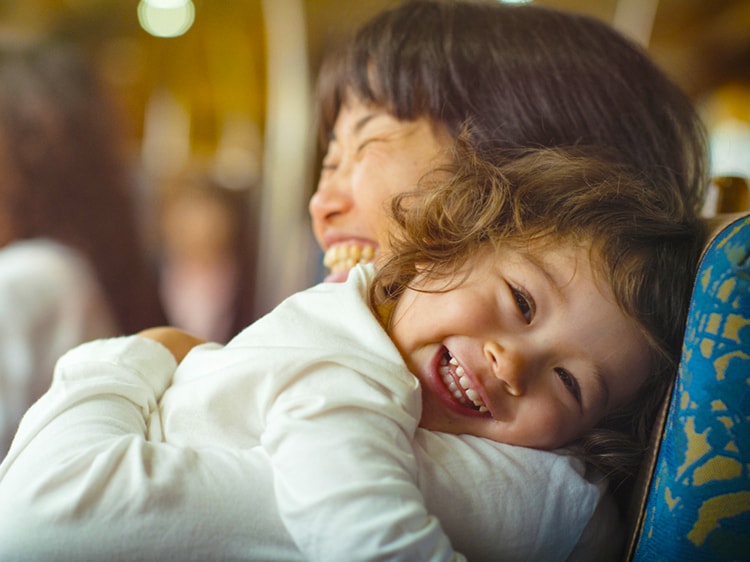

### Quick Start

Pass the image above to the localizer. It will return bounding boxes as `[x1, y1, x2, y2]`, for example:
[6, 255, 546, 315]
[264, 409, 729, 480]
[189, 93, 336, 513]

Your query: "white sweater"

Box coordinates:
[0, 264, 622, 561]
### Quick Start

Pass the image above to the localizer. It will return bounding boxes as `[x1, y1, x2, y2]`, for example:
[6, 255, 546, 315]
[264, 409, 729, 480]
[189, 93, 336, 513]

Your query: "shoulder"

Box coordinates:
[233, 263, 385, 351]
[0, 238, 116, 339]
[0, 239, 96, 289]
[413, 431, 611, 560]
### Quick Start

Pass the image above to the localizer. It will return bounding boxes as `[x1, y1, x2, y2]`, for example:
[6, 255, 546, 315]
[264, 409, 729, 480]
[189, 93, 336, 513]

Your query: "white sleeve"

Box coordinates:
[261, 365, 466, 562]
[0, 336, 302, 562]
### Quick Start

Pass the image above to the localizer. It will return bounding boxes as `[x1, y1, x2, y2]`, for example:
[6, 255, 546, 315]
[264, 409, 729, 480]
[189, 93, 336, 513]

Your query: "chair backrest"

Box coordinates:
[624, 212, 750, 561]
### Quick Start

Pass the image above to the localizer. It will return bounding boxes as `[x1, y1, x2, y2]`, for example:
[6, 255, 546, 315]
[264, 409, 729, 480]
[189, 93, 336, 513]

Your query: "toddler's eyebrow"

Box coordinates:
[522, 253, 567, 302]
[590, 364, 611, 411]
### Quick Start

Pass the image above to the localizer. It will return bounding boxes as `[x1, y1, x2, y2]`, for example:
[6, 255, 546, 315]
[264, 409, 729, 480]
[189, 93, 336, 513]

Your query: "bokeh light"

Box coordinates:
[137, 0, 195, 38]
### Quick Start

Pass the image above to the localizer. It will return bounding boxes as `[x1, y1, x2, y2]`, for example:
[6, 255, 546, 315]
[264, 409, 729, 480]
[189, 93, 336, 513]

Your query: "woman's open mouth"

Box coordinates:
[438, 349, 488, 413]
[323, 242, 377, 282]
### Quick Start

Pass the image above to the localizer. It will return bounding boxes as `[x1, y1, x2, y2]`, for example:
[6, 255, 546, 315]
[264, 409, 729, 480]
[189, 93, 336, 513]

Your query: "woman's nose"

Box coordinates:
[309, 174, 353, 223]
[483, 341, 528, 397]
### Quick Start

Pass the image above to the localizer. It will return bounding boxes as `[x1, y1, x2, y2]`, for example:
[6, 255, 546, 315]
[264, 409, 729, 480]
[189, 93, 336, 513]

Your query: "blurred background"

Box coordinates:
[1, 0, 748, 336]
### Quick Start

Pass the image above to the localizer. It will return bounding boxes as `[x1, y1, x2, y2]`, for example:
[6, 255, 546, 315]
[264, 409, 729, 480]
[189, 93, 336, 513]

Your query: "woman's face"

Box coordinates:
[309, 98, 453, 281]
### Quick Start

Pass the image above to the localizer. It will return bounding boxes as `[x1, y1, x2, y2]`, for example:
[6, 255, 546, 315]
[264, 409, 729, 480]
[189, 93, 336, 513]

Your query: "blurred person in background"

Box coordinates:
[158, 166, 253, 343]
[0, 37, 165, 456]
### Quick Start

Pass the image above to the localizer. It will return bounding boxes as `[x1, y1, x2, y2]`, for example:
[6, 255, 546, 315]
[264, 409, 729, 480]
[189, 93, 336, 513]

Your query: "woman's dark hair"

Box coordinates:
[318, 0, 709, 216]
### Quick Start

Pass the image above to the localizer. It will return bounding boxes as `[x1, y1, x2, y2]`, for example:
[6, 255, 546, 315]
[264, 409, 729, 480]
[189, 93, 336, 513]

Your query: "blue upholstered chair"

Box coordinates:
[625, 212, 750, 561]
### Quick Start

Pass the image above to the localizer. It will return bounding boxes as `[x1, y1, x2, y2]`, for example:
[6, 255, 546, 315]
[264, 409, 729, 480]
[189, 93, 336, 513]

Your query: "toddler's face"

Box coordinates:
[388, 243, 651, 450]
[309, 98, 452, 281]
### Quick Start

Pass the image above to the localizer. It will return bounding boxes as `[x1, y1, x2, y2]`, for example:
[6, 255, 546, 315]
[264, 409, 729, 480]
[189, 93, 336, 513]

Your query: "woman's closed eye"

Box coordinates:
[510, 285, 534, 323]
[555, 367, 582, 405]
[356, 137, 380, 155]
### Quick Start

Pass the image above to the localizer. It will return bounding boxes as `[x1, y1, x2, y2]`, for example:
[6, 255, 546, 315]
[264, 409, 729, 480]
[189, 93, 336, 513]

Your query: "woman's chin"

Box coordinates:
[324, 268, 351, 283]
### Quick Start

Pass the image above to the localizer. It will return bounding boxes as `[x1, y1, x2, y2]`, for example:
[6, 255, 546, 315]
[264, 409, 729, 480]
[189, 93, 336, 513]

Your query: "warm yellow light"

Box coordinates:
[137, 0, 195, 38]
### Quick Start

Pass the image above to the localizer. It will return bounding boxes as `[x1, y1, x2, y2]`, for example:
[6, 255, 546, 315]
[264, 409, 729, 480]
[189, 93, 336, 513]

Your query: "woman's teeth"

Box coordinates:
[439, 353, 488, 412]
[323, 243, 376, 273]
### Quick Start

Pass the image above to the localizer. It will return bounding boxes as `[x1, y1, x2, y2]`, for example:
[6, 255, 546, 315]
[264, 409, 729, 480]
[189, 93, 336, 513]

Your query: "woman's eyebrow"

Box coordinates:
[353, 111, 386, 135]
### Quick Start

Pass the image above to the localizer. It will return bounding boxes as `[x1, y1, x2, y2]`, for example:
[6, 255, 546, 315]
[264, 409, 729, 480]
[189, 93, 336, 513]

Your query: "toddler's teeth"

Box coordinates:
[441, 351, 489, 413]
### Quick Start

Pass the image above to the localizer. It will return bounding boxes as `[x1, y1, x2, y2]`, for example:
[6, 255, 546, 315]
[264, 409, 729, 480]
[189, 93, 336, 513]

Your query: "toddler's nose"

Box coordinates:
[483, 341, 528, 397]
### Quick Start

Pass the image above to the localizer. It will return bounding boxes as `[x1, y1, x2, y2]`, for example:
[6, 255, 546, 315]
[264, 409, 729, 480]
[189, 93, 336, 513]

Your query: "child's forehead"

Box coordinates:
[489, 236, 590, 263]
[484, 237, 611, 287]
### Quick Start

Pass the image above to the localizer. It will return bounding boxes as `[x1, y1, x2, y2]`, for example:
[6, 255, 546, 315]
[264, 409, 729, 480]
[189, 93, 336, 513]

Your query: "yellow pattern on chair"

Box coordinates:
[631, 214, 750, 561]
[688, 492, 750, 547]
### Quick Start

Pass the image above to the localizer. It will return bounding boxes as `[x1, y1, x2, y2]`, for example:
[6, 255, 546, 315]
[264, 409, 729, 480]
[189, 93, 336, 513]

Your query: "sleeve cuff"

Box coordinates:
[56, 335, 178, 398]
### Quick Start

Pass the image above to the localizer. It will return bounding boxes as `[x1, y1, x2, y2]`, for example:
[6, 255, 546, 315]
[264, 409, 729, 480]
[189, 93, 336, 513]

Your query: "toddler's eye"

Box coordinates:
[511, 286, 534, 323]
[555, 367, 581, 404]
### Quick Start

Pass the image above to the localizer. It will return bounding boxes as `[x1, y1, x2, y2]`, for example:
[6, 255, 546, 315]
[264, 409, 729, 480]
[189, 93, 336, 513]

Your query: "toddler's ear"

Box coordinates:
[137, 326, 206, 363]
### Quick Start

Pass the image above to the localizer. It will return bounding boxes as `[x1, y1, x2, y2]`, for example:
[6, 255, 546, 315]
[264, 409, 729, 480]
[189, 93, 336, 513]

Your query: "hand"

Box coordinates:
[137, 326, 206, 363]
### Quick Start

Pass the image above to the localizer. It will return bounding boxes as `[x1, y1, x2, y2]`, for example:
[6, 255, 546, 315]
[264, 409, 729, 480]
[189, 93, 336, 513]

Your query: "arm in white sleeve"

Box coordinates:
[261, 363, 466, 562]
[0, 336, 302, 562]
